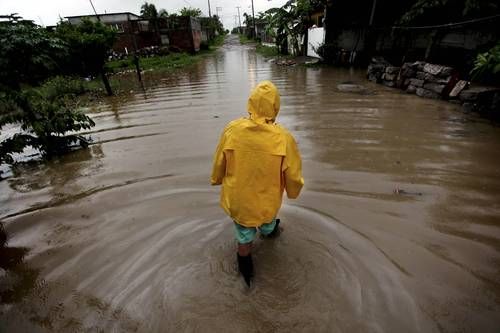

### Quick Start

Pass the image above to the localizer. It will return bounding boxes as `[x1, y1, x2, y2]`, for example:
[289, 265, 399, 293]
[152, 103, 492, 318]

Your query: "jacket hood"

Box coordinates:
[247, 81, 280, 124]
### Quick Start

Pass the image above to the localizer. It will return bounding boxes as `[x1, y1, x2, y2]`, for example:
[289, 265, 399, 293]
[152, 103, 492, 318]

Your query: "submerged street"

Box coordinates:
[1, 35, 500, 332]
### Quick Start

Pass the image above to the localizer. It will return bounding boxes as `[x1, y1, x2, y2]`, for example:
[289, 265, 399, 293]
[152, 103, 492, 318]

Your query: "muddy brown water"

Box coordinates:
[1, 35, 500, 332]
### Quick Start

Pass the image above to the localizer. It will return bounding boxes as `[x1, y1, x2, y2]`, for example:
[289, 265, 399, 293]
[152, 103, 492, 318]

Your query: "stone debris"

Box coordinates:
[449, 80, 468, 97]
[409, 78, 424, 87]
[423, 63, 442, 75]
[366, 58, 499, 119]
[385, 66, 400, 75]
[367, 59, 456, 99]
[406, 85, 417, 94]
[337, 83, 371, 94]
[423, 83, 446, 95]
[416, 87, 440, 99]
[276, 59, 297, 66]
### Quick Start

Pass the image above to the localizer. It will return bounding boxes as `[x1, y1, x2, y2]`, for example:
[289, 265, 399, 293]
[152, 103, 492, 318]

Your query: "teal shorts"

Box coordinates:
[234, 218, 277, 244]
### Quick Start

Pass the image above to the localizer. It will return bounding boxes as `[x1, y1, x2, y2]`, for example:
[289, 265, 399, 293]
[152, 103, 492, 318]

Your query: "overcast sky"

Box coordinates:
[0, 0, 288, 29]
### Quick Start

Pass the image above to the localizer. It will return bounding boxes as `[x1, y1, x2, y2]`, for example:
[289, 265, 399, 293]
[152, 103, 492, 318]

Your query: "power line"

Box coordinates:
[391, 14, 500, 30]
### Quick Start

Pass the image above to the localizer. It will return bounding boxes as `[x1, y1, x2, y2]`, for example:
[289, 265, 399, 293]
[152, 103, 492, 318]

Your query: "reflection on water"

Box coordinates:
[0, 35, 499, 332]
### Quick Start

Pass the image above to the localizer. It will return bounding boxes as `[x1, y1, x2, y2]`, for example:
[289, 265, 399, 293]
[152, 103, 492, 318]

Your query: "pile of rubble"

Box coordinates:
[367, 57, 500, 118]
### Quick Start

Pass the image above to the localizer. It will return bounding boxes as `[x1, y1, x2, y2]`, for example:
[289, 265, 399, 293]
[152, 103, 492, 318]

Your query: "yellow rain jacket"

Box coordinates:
[211, 81, 304, 227]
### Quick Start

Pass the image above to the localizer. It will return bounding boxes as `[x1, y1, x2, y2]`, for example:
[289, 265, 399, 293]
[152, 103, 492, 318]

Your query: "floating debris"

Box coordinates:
[393, 187, 423, 196]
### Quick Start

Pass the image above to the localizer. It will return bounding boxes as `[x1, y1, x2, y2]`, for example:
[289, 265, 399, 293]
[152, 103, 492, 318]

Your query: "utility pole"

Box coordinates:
[208, 0, 212, 17]
[89, 0, 113, 96]
[251, 0, 256, 38]
[88, 0, 100, 22]
[369, 0, 377, 26]
[236, 6, 242, 34]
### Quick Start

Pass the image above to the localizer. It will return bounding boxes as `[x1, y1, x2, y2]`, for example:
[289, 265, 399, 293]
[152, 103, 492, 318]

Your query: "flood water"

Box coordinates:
[1, 35, 500, 332]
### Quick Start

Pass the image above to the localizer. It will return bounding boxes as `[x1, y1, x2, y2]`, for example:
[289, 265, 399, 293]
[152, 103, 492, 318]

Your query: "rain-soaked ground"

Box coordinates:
[1, 35, 500, 332]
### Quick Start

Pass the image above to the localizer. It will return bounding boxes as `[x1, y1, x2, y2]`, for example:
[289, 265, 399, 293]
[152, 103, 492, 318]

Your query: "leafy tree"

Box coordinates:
[213, 15, 225, 35]
[1, 76, 94, 163]
[0, 19, 67, 91]
[264, 0, 320, 55]
[55, 19, 116, 96]
[0, 18, 97, 166]
[179, 7, 203, 17]
[0, 18, 68, 166]
[140, 2, 159, 19]
[400, 0, 500, 25]
[159, 9, 169, 18]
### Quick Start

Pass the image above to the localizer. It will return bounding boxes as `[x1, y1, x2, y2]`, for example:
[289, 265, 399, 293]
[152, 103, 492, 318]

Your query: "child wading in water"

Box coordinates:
[211, 81, 304, 286]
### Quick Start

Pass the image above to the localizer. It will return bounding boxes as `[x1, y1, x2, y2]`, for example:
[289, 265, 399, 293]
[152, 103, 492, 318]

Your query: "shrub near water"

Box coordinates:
[1, 76, 94, 163]
[471, 42, 500, 84]
[256, 44, 279, 57]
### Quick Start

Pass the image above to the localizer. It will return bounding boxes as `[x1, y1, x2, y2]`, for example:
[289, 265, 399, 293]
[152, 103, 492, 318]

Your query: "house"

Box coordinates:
[65, 12, 202, 54]
[65, 12, 159, 54]
[159, 16, 201, 52]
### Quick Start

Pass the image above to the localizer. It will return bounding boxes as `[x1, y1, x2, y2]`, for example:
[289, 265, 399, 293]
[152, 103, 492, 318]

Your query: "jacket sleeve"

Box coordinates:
[282, 133, 304, 198]
[210, 131, 226, 185]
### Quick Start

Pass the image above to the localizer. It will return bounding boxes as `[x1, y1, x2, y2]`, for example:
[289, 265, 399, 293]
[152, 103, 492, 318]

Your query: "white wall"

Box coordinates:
[307, 27, 324, 58]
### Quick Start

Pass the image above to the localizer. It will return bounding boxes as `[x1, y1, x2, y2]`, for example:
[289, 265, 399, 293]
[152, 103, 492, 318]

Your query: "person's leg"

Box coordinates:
[234, 222, 256, 286]
[260, 218, 280, 238]
[238, 242, 252, 256]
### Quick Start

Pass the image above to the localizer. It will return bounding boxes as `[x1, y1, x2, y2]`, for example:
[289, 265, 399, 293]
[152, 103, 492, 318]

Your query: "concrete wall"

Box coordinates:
[307, 27, 325, 58]
[326, 16, 499, 67]
[337, 29, 366, 51]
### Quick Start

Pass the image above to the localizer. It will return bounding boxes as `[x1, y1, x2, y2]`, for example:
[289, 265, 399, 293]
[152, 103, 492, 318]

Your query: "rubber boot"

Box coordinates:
[237, 253, 253, 287]
[264, 218, 281, 238]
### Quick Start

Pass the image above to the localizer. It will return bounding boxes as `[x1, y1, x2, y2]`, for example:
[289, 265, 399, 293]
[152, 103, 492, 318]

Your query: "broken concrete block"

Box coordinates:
[416, 71, 426, 80]
[449, 80, 468, 98]
[410, 61, 426, 71]
[367, 63, 385, 73]
[416, 88, 441, 99]
[423, 83, 446, 94]
[371, 57, 390, 65]
[385, 66, 400, 74]
[382, 73, 397, 81]
[439, 66, 454, 77]
[400, 66, 416, 79]
[406, 85, 417, 94]
[425, 73, 450, 84]
[382, 80, 396, 87]
[458, 86, 500, 102]
[409, 78, 424, 87]
[423, 63, 443, 75]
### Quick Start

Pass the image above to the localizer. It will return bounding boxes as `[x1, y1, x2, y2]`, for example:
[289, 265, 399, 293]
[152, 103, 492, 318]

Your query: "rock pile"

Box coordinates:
[368, 59, 456, 99]
[367, 58, 500, 119]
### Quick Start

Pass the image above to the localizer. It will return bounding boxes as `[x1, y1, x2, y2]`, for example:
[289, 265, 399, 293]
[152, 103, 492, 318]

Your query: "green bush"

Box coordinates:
[0, 76, 94, 163]
[200, 41, 210, 50]
[315, 43, 339, 64]
[38, 76, 85, 99]
[471, 42, 500, 84]
[256, 44, 278, 57]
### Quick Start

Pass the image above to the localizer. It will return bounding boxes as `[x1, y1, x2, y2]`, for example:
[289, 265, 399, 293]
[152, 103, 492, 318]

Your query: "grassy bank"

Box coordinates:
[238, 34, 278, 57]
[106, 35, 225, 73]
[84, 35, 227, 97]
[106, 52, 202, 73]
[238, 34, 256, 44]
[256, 44, 279, 57]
